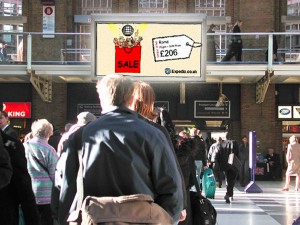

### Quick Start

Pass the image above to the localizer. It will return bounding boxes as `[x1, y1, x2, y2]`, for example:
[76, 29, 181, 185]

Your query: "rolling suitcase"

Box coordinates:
[202, 168, 216, 199]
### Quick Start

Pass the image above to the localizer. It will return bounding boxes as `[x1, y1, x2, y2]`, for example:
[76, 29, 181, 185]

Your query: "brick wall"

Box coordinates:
[31, 83, 67, 132]
[24, 0, 71, 132]
[241, 83, 282, 156]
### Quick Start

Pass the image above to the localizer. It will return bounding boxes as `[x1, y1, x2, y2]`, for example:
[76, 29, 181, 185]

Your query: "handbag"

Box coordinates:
[191, 178, 217, 225]
[227, 141, 241, 171]
[67, 150, 173, 225]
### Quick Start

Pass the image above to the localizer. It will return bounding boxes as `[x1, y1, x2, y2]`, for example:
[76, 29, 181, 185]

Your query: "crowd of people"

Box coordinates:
[0, 74, 299, 225]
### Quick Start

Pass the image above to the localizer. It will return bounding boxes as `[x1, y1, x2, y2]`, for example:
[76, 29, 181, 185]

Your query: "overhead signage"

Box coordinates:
[293, 106, 300, 119]
[277, 105, 300, 119]
[77, 104, 101, 117]
[43, 6, 55, 38]
[194, 100, 230, 119]
[92, 14, 206, 81]
[2, 102, 31, 118]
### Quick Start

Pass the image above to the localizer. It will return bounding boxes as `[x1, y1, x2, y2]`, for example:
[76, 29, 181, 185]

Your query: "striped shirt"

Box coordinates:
[24, 137, 58, 205]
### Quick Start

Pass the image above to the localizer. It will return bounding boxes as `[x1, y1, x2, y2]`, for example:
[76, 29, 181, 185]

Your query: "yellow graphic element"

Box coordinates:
[108, 24, 119, 36]
[137, 24, 148, 35]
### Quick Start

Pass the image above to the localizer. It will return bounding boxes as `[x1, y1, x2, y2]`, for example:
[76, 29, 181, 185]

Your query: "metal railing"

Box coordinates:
[0, 31, 300, 70]
[208, 32, 300, 67]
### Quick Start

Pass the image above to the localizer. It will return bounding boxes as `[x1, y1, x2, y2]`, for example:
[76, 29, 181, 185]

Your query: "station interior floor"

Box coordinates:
[210, 180, 299, 225]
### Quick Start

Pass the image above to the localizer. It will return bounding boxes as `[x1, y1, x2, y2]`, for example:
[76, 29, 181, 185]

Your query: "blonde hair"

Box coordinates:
[31, 119, 53, 139]
[133, 81, 157, 120]
[96, 74, 134, 109]
[289, 135, 297, 144]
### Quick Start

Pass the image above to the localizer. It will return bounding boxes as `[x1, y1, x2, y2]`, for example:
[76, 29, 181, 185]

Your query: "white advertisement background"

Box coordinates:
[96, 23, 202, 77]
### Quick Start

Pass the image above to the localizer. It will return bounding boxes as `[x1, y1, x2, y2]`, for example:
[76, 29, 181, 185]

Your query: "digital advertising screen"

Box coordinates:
[92, 14, 206, 81]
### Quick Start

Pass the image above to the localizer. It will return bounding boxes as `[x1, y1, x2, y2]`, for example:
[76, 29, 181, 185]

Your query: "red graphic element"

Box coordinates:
[289, 125, 300, 133]
[255, 167, 264, 175]
[115, 45, 141, 73]
[3, 102, 31, 118]
[44, 7, 53, 15]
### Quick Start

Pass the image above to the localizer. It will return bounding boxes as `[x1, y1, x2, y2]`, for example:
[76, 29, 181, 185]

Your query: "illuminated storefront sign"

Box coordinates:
[2, 102, 31, 118]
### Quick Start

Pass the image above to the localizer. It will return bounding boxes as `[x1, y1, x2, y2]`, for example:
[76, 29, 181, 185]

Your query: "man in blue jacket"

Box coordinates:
[52, 74, 184, 225]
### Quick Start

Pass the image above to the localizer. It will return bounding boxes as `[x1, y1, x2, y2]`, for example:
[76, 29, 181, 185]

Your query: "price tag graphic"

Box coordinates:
[152, 35, 201, 62]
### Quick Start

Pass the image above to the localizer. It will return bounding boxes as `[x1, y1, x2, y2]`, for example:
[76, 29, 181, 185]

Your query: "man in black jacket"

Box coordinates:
[238, 135, 250, 187]
[222, 20, 243, 62]
[52, 75, 184, 225]
[0, 110, 19, 140]
[215, 137, 239, 203]
[0, 133, 12, 189]
[0, 130, 40, 225]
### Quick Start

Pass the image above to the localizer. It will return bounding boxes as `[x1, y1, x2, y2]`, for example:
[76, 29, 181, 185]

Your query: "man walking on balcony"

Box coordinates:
[222, 20, 243, 62]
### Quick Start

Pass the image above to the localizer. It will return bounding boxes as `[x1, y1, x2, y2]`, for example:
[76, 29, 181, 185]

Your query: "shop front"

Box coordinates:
[2, 102, 32, 140]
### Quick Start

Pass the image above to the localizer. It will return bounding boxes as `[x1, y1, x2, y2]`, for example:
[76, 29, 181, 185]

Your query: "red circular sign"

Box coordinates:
[44, 7, 53, 15]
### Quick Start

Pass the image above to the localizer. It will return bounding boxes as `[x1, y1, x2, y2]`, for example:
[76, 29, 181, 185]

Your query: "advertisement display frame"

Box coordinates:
[91, 14, 207, 82]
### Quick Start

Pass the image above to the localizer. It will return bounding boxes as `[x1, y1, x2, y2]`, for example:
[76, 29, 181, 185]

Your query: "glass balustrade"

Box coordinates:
[0, 31, 299, 66]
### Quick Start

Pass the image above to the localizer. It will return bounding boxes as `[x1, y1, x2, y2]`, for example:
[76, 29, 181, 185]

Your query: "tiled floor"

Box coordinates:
[210, 180, 300, 225]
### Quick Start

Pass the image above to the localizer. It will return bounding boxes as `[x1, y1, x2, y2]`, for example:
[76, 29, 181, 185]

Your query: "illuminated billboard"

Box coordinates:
[92, 14, 206, 81]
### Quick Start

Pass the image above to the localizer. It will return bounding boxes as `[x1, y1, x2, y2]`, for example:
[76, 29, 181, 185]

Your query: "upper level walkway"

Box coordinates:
[1, 31, 300, 84]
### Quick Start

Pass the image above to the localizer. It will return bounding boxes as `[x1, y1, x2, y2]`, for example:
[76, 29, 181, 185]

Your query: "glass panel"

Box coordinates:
[138, 0, 168, 13]
[150, 2, 156, 7]
[100, 0, 106, 8]
[81, 0, 111, 14]
[200, 0, 206, 7]
[95, 0, 101, 8]
[157, 0, 163, 7]
[196, 0, 225, 17]
[206, 10, 213, 16]
[287, 0, 300, 15]
[214, 10, 221, 16]
[87, 0, 92, 7]
[206, 0, 213, 7]
[0, 1, 22, 16]
[292, 24, 298, 30]
[221, 0, 225, 7]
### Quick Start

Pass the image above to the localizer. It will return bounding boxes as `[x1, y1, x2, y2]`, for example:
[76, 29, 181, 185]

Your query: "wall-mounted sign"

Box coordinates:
[278, 106, 292, 119]
[41, 0, 55, 5]
[2, 102, 31, 118]
[92, 14, 206, 82]
[194, 100, 230, 119]
[43, 6, 55, 38]
[77, 104, 101, 117]
[293, 106, 300, 119]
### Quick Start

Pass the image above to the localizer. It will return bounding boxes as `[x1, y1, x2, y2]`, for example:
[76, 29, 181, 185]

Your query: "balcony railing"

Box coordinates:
[0, 31, 299, 70]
